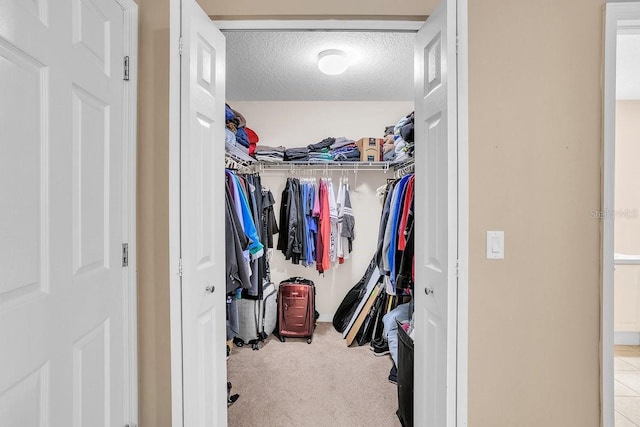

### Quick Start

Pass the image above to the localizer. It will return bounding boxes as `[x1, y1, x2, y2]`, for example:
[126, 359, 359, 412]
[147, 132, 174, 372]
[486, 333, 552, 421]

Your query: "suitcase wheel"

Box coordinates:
[279, 336, 286, 343]
[251, 342, 260, 351]
[233, 337, 245, 348]
[306, 338, 312, 344]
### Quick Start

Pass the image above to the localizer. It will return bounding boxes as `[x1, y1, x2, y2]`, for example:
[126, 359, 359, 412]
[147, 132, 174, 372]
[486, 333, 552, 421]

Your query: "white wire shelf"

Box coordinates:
[258, 161, 395, 172]
[224, 145, 415, 176]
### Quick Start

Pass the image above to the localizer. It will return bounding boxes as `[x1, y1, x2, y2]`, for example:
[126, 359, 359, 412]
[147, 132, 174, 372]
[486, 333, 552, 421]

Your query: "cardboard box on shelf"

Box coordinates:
[356, 137, 383, 162]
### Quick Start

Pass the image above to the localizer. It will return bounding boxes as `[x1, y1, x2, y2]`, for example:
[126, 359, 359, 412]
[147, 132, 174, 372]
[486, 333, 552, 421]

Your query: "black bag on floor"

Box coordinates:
[332, 258, 379, 333]
[396, 320, 414, 427]
[355, 289, 386, 346]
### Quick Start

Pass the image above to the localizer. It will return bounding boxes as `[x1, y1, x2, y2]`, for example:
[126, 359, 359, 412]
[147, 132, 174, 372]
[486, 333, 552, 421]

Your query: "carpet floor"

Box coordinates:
[227, 322, 402, 427]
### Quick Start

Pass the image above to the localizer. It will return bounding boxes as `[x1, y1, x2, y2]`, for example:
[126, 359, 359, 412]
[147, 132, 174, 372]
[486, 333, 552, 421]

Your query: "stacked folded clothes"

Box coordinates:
[284, 147, 310, 161]
[308, 150, 334, 162]
[248, 136, 370, 164]
[381, 112, 415, 163]
[254, 145, 286, 163]
[307, 137, 335, 151]
[330, 137, 356, 150]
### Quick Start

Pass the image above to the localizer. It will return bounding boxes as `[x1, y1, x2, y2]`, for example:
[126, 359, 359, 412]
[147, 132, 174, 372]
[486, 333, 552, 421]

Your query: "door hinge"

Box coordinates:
[178, 258, 183, 277]
[122, 243, 129, 267]
[455, 259, 460, 278]
[125, 424, 138, 427]
[123, 56, 130, 81]
[178, 37, 183, 56]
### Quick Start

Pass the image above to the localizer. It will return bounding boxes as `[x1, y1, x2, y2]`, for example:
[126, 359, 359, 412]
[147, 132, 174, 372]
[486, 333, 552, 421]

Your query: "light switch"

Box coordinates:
[486, 231, 504, 259]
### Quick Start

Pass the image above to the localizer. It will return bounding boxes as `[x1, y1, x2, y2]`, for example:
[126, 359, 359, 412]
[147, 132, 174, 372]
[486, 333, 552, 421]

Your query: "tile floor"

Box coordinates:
[615, 345, 640, 426]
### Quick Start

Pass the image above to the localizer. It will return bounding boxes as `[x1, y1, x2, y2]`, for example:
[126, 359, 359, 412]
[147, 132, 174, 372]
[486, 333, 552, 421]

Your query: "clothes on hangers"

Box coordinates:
[225, 169, 278, 297]
[276, 175, 356, 273]
[225, 169, 279, 341]
[374, 173, 415, 294]
[336, 178, 355, 263]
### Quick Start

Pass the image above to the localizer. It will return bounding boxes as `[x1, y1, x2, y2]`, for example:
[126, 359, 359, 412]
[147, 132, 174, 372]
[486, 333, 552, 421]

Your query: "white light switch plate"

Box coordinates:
[486, 231, 505, 259]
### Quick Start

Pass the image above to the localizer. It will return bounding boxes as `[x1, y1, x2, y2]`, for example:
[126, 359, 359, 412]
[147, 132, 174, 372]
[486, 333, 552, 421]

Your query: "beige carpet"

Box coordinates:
[227, 322, 402, 427]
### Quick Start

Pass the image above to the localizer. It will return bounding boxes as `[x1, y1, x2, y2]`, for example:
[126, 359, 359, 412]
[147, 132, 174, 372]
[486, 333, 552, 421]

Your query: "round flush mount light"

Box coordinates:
[317, 49, 348, 75]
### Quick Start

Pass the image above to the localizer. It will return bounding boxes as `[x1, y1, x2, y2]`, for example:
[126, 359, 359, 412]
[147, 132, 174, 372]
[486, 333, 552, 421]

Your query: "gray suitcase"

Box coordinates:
[234, 283, 277, 350]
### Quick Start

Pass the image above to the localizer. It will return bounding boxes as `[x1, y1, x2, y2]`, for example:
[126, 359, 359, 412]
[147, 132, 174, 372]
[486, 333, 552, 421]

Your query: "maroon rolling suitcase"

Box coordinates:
[277, 277, 317, 344]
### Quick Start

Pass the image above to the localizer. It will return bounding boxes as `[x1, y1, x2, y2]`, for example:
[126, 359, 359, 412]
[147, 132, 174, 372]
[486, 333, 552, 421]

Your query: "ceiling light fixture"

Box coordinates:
[317, 49, 348, 75]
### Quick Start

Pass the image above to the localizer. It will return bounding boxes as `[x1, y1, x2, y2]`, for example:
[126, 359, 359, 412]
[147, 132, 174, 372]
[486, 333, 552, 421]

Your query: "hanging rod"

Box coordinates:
[393, 159, 415, 178]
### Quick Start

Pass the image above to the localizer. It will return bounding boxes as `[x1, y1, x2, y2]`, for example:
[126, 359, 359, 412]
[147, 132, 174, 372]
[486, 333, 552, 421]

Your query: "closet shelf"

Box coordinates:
[225, 142, 255, 167]
[258, 159, 414, 173]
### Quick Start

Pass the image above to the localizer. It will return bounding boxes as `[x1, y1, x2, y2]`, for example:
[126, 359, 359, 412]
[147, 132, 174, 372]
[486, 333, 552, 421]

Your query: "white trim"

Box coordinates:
[114, 0, 139, 425]
[615, 331, 640, 345]
[213, 19, 424, 32]
[603, 3, 640, 427]
[169, 0, 184, 426]
[456, 0, 469, 425]
[169, 12, 470, 427]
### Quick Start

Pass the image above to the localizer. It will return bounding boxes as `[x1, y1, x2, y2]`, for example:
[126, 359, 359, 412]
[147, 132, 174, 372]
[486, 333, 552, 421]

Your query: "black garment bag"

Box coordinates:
[332, 257, 378, 333]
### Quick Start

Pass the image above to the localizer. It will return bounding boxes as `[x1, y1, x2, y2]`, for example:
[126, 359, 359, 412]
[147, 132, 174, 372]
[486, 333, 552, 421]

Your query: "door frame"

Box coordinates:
[115, 0, 140, 424]
[168, 1, 469, 425]
[168, 0, 184, 425]
[602, 3, 640, 426]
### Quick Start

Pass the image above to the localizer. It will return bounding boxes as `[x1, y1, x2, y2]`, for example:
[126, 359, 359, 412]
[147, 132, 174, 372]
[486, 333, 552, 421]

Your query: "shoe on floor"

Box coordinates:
[369, 337, 387, 351]
[369, 337, 383, 351]
[388, 365, 397, 385]
[372, 340, 390, 357]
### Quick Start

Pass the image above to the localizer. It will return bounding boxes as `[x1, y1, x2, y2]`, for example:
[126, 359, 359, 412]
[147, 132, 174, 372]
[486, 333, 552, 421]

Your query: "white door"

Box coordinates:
[0, 0, 132, 426]
[179, 0, 227, 425]
[413, 0, 458, 425]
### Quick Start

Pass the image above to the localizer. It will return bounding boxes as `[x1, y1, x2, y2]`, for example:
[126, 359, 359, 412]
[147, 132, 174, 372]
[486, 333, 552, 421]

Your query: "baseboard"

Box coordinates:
[318, 313, 334, 323]
[615, 331, 640, 345]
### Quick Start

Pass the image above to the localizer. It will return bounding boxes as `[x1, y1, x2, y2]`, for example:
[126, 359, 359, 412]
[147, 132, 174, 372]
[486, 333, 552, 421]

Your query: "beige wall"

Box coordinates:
[137, 0, 172, 426]
[231, 101, 413, 317]
[137, 0, 607, 426]
[615, 100, 640, 255]
[198, 0, 432, 20]
[468, 1, 603, 425]
[230, 101, 412, 148]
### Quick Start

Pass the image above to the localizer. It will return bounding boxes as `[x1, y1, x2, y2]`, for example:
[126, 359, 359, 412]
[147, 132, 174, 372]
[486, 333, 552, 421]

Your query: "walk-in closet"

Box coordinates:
[222, 29, 417, 426]
[170, 1, 462, 423]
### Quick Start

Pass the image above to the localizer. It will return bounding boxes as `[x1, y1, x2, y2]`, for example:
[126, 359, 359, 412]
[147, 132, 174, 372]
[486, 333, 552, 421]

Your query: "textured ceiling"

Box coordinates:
[224, 31, 415, 101]
[617, 34, 640, 100]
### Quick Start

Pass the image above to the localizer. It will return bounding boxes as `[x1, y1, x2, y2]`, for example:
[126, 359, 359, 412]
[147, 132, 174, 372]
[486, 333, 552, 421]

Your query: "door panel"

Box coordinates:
[180, 0, 226, 425]
[414, 0, 458, 425]
[0, 0, 129, 425]
[0, 41, 47, 302]
[72, 319, 110, 427]
[72, 84, 110, 274]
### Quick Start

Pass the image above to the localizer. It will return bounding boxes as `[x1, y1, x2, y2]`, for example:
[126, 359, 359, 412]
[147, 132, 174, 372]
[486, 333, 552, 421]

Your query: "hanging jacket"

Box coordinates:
[262, 186, 279, 249]
[225, 182, 251, 294]
[286, 178, 302, 263]
[396, 212, 414, 291]
[305, 182, 317, 265]
[231, 174, 264, 259]
[375, 181, 396, 271]
[341, 184, 355, 254]
[277, 179, 291, 254]
[397, 176, 415, 251]
[319, 180, 331, 273]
